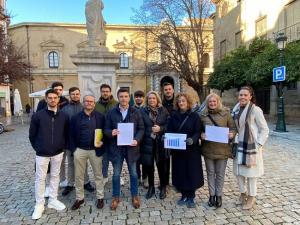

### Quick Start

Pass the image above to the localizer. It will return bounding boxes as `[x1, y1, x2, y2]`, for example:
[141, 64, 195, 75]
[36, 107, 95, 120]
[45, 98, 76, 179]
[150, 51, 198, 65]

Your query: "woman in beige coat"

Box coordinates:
[200, 93, 236, 208]
[232, 86, 269, 210]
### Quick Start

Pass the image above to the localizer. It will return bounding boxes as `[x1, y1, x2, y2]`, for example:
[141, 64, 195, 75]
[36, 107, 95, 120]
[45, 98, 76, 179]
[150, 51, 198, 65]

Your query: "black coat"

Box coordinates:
[104, 105, 144, 164]
[167, 110, 204, 191]
[29, 109, 69, 157]
[70, 110, 105, 157]
[140, 106, 169, 166]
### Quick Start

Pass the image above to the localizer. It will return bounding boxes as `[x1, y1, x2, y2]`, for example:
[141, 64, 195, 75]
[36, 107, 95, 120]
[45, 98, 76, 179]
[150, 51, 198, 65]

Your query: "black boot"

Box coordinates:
[208, 195, 216, 207]
[145, 186, 155, 199]
[159, 186, 167, 199]
[215, 196, 222, 208]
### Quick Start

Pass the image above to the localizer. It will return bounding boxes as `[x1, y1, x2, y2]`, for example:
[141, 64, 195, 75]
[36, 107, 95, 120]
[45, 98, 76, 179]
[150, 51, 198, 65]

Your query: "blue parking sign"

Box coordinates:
[273, 66, 286, 82]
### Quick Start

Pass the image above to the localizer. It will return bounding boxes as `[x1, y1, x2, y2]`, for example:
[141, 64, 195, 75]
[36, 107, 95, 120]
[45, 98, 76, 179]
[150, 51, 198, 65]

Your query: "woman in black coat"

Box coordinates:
[167, 93, 204, 208]
[140, 91, 169, 199]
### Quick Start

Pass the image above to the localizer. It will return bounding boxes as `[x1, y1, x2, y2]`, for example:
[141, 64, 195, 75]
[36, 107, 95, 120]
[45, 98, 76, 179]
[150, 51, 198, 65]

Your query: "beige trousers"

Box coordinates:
[74, 148, 104, 200]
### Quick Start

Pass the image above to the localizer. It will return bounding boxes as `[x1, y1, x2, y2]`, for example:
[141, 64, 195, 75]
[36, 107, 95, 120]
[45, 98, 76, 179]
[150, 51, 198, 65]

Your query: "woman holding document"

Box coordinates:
[232, 86, 269, 210]
[140, 91, 169, 199]
[200, 93, 236, 208]
[167, 93, 204, 208]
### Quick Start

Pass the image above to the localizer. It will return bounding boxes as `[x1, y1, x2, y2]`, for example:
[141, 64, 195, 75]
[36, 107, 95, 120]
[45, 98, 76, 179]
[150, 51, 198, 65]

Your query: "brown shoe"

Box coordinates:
[132, 196, 140, 209]
[96, 199, 104, 209]
[71, 199, 84, 210]
[110, 197, 120, 210]
[242, 196, 256, 210]
[236, 192, 247, 205]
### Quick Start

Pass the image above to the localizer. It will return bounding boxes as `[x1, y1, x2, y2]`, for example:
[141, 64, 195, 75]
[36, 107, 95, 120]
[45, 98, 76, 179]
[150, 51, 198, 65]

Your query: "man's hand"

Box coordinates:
[201, 132, 206, 140]
[130, 140, 138, 146]
[112, 129, 119, 136]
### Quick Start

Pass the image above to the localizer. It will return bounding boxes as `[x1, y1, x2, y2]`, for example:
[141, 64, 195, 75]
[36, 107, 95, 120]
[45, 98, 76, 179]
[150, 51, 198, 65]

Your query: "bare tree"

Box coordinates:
[0, 7, 30, 84]
[132, 0, 214, 101]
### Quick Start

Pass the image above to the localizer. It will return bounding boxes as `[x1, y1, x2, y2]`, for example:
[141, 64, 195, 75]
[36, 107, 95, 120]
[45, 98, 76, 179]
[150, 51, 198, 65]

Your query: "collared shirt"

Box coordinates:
[119, 105, 129, 120]
[47, 106, 57, 114]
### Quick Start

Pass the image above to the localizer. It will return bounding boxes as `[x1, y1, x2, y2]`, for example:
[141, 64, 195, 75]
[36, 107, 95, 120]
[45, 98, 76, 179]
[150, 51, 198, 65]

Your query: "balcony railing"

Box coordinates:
[277, 22, 300, 43]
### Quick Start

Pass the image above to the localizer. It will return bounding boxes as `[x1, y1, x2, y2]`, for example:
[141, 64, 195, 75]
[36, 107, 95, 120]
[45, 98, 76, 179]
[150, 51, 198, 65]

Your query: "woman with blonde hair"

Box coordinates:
[200, 93, 236, 208]
[232, 86, 269, 210]
[140, 91, 170, 199]
[167, 93, 204, 208]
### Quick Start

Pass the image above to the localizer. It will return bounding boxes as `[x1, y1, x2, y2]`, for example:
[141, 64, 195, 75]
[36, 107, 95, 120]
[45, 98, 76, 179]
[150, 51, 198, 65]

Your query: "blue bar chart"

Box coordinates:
[164, 133, 187, 150]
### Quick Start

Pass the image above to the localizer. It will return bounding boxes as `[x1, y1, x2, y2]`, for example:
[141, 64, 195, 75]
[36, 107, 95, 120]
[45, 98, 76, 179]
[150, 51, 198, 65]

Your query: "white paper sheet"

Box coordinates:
[117, 123, 134, 146]
[205, 125, 229, 144]
[164, 133, 187, 150]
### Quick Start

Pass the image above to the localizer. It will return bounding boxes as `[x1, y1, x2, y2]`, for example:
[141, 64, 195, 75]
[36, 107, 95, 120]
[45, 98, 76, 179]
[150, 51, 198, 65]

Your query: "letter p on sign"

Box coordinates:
[273, 66, 286, 82]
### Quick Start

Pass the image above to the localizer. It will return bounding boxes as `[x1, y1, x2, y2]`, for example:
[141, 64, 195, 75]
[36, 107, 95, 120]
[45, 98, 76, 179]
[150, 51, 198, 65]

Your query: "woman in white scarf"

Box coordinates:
[232, 86, 269, 210]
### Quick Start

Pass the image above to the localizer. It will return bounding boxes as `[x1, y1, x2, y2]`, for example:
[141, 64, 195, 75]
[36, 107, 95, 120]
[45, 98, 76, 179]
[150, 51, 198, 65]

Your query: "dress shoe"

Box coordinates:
[96, 199, 104, 209]
[71, 199, 85, 210]
[145, 186, 155, 199]
[84, 182, 95, 192]
[62, 186, 74, 196]
[159, 186, 167, 199]
[110, 197, 120, 210]
[242, 196, 256, 210]
[132, 196, 140, 209]
[215, 196, 222, 208]
[208, 195, 216, 207]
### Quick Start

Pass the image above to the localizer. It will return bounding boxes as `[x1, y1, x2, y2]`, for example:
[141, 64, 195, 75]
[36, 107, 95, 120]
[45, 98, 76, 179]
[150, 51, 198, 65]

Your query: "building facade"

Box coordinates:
[8, 22, 213, 108]
[0, 0, 11, 117]
[211, 0, 300, 117]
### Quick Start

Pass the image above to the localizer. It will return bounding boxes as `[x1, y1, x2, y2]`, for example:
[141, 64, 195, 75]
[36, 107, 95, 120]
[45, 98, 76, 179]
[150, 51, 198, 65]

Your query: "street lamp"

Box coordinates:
[274, 32, 287, 132]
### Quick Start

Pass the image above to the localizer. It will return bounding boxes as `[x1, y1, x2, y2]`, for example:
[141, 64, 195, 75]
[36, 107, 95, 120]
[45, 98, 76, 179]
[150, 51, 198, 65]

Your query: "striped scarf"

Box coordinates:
[232, 102, 257, 167]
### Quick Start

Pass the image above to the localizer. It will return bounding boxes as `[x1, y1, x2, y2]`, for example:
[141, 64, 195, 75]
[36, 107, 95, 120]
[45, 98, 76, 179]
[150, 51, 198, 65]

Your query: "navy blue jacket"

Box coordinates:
[70, 110, 105, 157]
[29, 109, 69, 157]
[104, 105, 144, 164]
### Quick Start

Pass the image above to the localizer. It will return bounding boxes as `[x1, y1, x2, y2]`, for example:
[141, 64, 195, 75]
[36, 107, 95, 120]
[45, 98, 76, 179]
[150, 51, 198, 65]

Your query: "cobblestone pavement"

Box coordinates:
[0, 122, 299, 225]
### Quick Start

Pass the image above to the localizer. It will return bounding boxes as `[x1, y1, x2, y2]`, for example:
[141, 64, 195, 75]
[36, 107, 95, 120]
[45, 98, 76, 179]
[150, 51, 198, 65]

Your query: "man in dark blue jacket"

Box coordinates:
[29, 89, 69, 220]
[70, 95, 106, 210]
[104, 88, 144, 210]
[60, 87, 94, 196]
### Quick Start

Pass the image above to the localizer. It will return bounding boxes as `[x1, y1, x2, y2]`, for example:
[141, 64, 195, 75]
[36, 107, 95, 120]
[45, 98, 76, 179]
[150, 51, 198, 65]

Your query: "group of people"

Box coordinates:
[29, 81, 269, 220]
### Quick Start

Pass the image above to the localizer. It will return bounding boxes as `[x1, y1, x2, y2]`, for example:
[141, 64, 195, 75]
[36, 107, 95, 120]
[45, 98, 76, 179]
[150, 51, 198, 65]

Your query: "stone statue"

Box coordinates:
[85, 0, 106, 47]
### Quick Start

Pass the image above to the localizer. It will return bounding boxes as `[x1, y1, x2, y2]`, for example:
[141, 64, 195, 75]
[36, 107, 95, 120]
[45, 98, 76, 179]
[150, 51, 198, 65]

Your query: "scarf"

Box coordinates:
[232, 102, 257, 167]
[147, 106, 158, 124]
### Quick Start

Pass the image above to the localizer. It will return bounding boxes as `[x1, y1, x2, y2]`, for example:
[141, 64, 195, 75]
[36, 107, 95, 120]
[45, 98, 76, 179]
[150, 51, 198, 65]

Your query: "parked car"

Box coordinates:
[0, 122, 4, 134]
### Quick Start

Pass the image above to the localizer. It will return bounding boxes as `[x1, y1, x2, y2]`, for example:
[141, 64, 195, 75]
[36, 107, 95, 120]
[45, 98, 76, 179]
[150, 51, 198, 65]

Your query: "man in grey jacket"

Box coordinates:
[60, 87, 95, 196]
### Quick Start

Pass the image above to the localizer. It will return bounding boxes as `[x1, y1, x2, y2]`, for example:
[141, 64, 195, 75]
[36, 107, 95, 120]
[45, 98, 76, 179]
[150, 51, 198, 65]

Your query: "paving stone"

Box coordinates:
[0, 124, 299, 225]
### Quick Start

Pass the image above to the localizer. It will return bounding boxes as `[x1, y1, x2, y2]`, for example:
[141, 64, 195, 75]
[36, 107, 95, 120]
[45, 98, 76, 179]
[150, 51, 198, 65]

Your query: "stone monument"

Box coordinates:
[71, 0, 119, 98]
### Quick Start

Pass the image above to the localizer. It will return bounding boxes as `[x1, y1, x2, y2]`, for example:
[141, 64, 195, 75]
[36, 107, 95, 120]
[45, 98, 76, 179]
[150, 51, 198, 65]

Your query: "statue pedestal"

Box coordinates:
[70, 46, 119, 99]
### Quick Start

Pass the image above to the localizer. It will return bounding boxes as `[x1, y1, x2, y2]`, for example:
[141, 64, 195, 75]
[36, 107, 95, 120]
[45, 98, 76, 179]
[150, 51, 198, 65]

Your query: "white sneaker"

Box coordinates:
[48, 199, 66, 211]
[59, 179, 68, 188]
[103, 177, 108, 185]
[32, 204, 44, 220]
[44, 186, 49, 198]
[120, 177, 125, 186]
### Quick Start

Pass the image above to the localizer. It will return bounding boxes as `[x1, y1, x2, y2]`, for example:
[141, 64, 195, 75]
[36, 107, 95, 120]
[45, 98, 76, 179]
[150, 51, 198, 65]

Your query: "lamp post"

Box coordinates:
[274, 32, 287, 132]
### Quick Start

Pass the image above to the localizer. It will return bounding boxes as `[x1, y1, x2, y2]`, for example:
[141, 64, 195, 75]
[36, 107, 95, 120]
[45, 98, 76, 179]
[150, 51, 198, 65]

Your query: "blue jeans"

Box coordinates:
[112, 149, 138, 197]
[102, 151, 109, 178]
